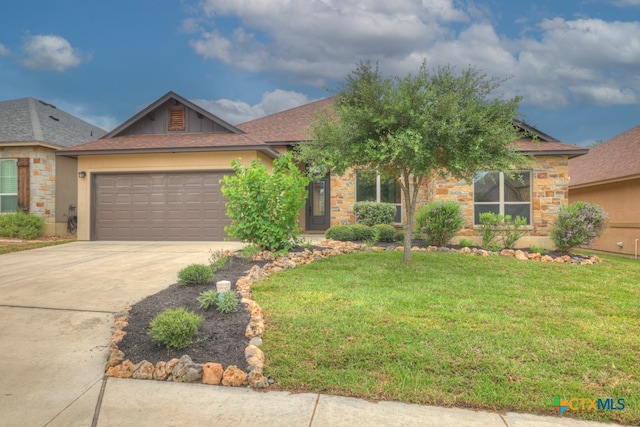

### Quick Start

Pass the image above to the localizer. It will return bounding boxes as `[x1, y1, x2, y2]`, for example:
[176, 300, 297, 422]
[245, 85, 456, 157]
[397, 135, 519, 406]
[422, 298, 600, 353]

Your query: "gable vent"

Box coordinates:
[49, 115, 60, 121]
[168, 108, 185, 131]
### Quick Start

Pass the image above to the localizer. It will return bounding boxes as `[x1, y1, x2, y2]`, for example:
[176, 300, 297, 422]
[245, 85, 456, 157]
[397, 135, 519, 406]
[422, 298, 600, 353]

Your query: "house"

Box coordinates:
[0, 97, 107, 235]
[569, 125, 640, 256]
[59, 91, 587, 248]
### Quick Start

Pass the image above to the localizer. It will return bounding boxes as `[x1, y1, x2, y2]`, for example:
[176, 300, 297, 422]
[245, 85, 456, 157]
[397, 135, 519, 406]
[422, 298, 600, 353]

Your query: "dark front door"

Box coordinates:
[306, 175, 330, 231]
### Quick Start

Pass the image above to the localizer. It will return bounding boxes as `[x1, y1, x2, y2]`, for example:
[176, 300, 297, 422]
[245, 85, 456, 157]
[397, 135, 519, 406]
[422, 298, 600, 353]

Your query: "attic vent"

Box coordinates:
[49, 115, 60, 121]
[168, 108, 185, 131]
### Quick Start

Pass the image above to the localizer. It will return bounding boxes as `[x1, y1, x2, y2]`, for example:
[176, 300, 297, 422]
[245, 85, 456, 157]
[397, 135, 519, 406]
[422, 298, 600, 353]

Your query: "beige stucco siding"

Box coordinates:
[75, 151, 270, 240]
[570, 178, 640, 255]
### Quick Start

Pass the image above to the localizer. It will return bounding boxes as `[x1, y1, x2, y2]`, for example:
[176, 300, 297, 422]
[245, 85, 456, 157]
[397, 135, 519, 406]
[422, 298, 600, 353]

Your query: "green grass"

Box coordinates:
[253, 251, 640, 424]
[0, 239, 74, 254]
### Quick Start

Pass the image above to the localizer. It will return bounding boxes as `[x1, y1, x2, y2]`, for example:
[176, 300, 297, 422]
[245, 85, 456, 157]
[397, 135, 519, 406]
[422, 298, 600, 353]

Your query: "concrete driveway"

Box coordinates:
[0, 241, 244, 427]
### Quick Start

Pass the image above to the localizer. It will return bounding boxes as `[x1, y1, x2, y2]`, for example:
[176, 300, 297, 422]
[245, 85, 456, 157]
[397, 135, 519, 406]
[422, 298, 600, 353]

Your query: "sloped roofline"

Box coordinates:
[513, 119, 560, 142]
[103, 91, 244, 138]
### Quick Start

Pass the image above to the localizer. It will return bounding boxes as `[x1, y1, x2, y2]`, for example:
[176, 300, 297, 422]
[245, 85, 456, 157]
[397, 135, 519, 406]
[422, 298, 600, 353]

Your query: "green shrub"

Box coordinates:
[209, 249, 229, 272]
[416, 201, 464, 247]
[372, 224, 395, 243]
[325, 225, 355, 241]
[459, 238, 473, 248]
[148, 307, 204, 350]
[394, 231, 405, 243]
[221, 153, 309, 252]
[552, 202, 608, 254]
[479, 212, 528, 250]
[0, 211, 45, 240]
[177, 264, 213, 286]
[529, 245, 549, 255]
[350, 224, 374, 241]
[353, 202, 396, 226]
[216, 290, 240, 314]
[197, 289, 218, 311]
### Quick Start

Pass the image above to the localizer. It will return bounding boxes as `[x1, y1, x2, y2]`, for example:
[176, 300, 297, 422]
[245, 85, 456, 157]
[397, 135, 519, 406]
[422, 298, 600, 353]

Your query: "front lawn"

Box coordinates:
[0, 238, 74, 254]
[253, 251, 639, 424]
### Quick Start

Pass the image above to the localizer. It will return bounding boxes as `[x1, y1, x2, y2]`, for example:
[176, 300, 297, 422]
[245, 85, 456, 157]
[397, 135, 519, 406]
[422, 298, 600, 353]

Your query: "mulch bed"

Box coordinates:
[117, 256, 268, 371]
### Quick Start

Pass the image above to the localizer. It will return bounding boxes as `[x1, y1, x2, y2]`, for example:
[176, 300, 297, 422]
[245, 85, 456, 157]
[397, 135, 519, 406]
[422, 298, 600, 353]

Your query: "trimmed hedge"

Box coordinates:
[0, 212, 45, 240]
[372, 224, 395, 242]
[354, 202, 396, 226]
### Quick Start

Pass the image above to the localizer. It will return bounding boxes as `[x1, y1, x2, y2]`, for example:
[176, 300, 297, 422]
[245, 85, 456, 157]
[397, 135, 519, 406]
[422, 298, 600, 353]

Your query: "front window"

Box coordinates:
[356, 170, 402, 222]
[0, 159, 18, 213]
[474, 171, 531, 225]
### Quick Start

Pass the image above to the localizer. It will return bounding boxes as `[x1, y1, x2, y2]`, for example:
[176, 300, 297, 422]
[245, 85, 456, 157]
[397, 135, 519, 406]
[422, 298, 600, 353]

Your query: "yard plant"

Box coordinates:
[254, 251, 639, 425]
[0, 211, 45, 240]
[148, 307, 204, 350]
[415, 201, 464, 247]
[552, 202, 608, 254]
[177, 263, 213, 286]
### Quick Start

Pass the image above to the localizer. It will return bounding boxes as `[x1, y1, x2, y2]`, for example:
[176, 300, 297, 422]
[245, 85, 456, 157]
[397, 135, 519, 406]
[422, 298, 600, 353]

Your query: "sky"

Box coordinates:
[1, 0, 639, 146]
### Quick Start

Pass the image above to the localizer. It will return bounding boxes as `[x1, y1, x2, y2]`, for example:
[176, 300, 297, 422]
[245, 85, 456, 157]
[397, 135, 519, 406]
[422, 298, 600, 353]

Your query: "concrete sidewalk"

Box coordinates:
[0, 242, 627, 427]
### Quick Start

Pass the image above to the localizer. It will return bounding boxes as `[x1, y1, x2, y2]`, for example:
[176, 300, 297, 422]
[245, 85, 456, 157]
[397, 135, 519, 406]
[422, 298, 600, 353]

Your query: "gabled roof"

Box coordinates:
[0, 97, 107, 148]
[238, 97, 587, 158]
[569, 125, 640, 188]
[104, 91, 242, 138]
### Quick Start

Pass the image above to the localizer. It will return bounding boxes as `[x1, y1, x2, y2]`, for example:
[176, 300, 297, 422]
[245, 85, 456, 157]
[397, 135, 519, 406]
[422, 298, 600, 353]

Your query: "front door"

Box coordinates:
[306, 175, 331, 231]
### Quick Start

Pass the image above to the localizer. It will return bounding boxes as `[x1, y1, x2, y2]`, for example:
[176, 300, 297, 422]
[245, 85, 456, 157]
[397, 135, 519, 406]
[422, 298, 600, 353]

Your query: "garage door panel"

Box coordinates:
[94, 172, 230, 241]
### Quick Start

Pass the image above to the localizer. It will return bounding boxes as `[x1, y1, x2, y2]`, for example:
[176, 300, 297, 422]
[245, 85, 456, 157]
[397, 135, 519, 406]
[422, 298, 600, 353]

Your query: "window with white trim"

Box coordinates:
[356, 170, 402, 223]
[0, 159, 18, 213]
[473, 171, 531, 225]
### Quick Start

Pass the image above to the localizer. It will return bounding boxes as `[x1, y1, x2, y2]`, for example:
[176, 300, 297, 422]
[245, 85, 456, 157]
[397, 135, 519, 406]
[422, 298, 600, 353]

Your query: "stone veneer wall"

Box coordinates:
[429, 155, 569, 238]
[0, 146, 57, 232]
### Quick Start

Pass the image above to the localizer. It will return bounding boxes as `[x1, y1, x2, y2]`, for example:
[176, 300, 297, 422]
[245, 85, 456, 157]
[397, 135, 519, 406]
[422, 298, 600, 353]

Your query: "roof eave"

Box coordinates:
[56, 145, 281, 159]
[570, 173, 640, 189]
[520, 149, 589, 158]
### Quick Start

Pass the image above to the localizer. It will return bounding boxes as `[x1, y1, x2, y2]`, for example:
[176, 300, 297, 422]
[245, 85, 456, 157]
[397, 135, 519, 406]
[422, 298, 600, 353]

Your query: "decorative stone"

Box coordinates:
[500, 249, 515, 258]
[245, 316, 265, 339]
[216, 280, 231, 293]
[514, 250, 527, 260]
[247, 265, 263, 282]
[132, 360, 154, 380]
[154, 361, 169, 380]
[105, 360, 138, 378]
[222, 365, 248, 387]
[171, 355, 203, 383]
[249, 337, 263, 347]
[202, 363, 224, 385]
[247, 301, 262, 318]
[248, 371, 269, 389]
[541, 255, 554, 263]
[105, 349, 125, 370]
[110, 330, 126, 345]
[166, 358, 180, 374]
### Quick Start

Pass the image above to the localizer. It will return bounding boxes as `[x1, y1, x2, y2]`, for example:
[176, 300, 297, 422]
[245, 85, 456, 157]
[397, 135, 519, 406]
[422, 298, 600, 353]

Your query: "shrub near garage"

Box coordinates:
[0, 211, 45, 240]
[148, 307, 204, 350]
[552, 201, 608, 254]
[177, 264, 213, 286]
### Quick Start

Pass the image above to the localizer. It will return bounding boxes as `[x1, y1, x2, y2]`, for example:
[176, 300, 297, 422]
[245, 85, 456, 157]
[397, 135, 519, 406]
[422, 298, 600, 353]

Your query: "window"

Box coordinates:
[474, 171, 531, 225]
[168, 108, 185, 131]
[0, 159, 18, 213]
[356, 170, 402, 222]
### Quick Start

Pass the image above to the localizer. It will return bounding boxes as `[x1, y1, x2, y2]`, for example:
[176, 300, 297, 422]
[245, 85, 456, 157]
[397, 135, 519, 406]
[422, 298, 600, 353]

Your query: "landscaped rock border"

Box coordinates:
[104, 239, 601, 389]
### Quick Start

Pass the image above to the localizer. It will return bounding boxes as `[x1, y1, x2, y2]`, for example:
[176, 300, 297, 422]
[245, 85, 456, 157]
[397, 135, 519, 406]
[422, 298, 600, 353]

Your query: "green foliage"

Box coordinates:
[221, 152, 309, 252]
[197, 289, 218, 311]
[529, 245, 549, 255]
[239, 244, 261, 260]
[148, 307, 204, 350]
[479, 213, 528, 250]
[0, 211, 46, 240]
[459, 238, 473, 248]
[416, 201, 464, 247]
[296, 60, 528, 262]
[216, 290, 240, 314]
[552, 202, 609, 254]
[325, 225, 355, 241]
[209, 249, 229, 272]
[372, 224, 396, 243]
[353, 202, 396, 226]
[350, 224, 374, 241]
[177, 264, 213, 286]
[394, 231, 405, 243]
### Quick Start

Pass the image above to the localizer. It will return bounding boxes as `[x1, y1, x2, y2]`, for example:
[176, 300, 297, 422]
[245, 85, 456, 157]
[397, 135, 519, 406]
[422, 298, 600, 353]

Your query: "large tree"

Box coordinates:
[296, 61, 530, 262]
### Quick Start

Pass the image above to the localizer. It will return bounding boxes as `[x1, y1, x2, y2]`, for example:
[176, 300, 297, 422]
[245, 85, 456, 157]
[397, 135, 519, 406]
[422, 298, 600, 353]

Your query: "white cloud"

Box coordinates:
[55, 101, 119, 132]
[21, 35, 89, 71]
[192, 89, 313, 124]
[0, 43, 9, 56]
[186, 1, 640, 109]
[611, 0, 640, 6]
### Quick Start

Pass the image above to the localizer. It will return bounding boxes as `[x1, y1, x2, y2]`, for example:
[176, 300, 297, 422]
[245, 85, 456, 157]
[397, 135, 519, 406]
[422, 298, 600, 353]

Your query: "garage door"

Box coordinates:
[93, 172, 230, 241]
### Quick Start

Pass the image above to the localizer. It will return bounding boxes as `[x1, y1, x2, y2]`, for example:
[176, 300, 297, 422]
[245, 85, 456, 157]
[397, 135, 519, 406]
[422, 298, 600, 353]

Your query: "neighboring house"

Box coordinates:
[0, 97, 107, 235]
[569, 125, 640, 256]
[59, 91, 587, 248]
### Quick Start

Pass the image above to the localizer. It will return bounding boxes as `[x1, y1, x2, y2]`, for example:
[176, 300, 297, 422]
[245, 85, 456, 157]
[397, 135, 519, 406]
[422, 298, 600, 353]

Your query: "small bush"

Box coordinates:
[325, 225, 355, 241]
[0, 211, 45, 240]
[552, 202, 608, 254]
[479, 212, 528, 250]
[354, 202, 396, 226]
[197, 289, 218, 311]
[239, 244, 261, 260]
[478, 212, 502, 249]
[394, 231, 405, 243]
[350, 224, 374, 241]
[372, 224, 395, 243]
[503, 215, 527, 249]
[459, 238, 473, 248]
[148, 307, 204, 350]
[416, 201, 464, 247]
[209, 249, 229, 272]
[216, 290, 240, 314]
[177, 264, 213, 286]
[529, 245, 549, 255]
